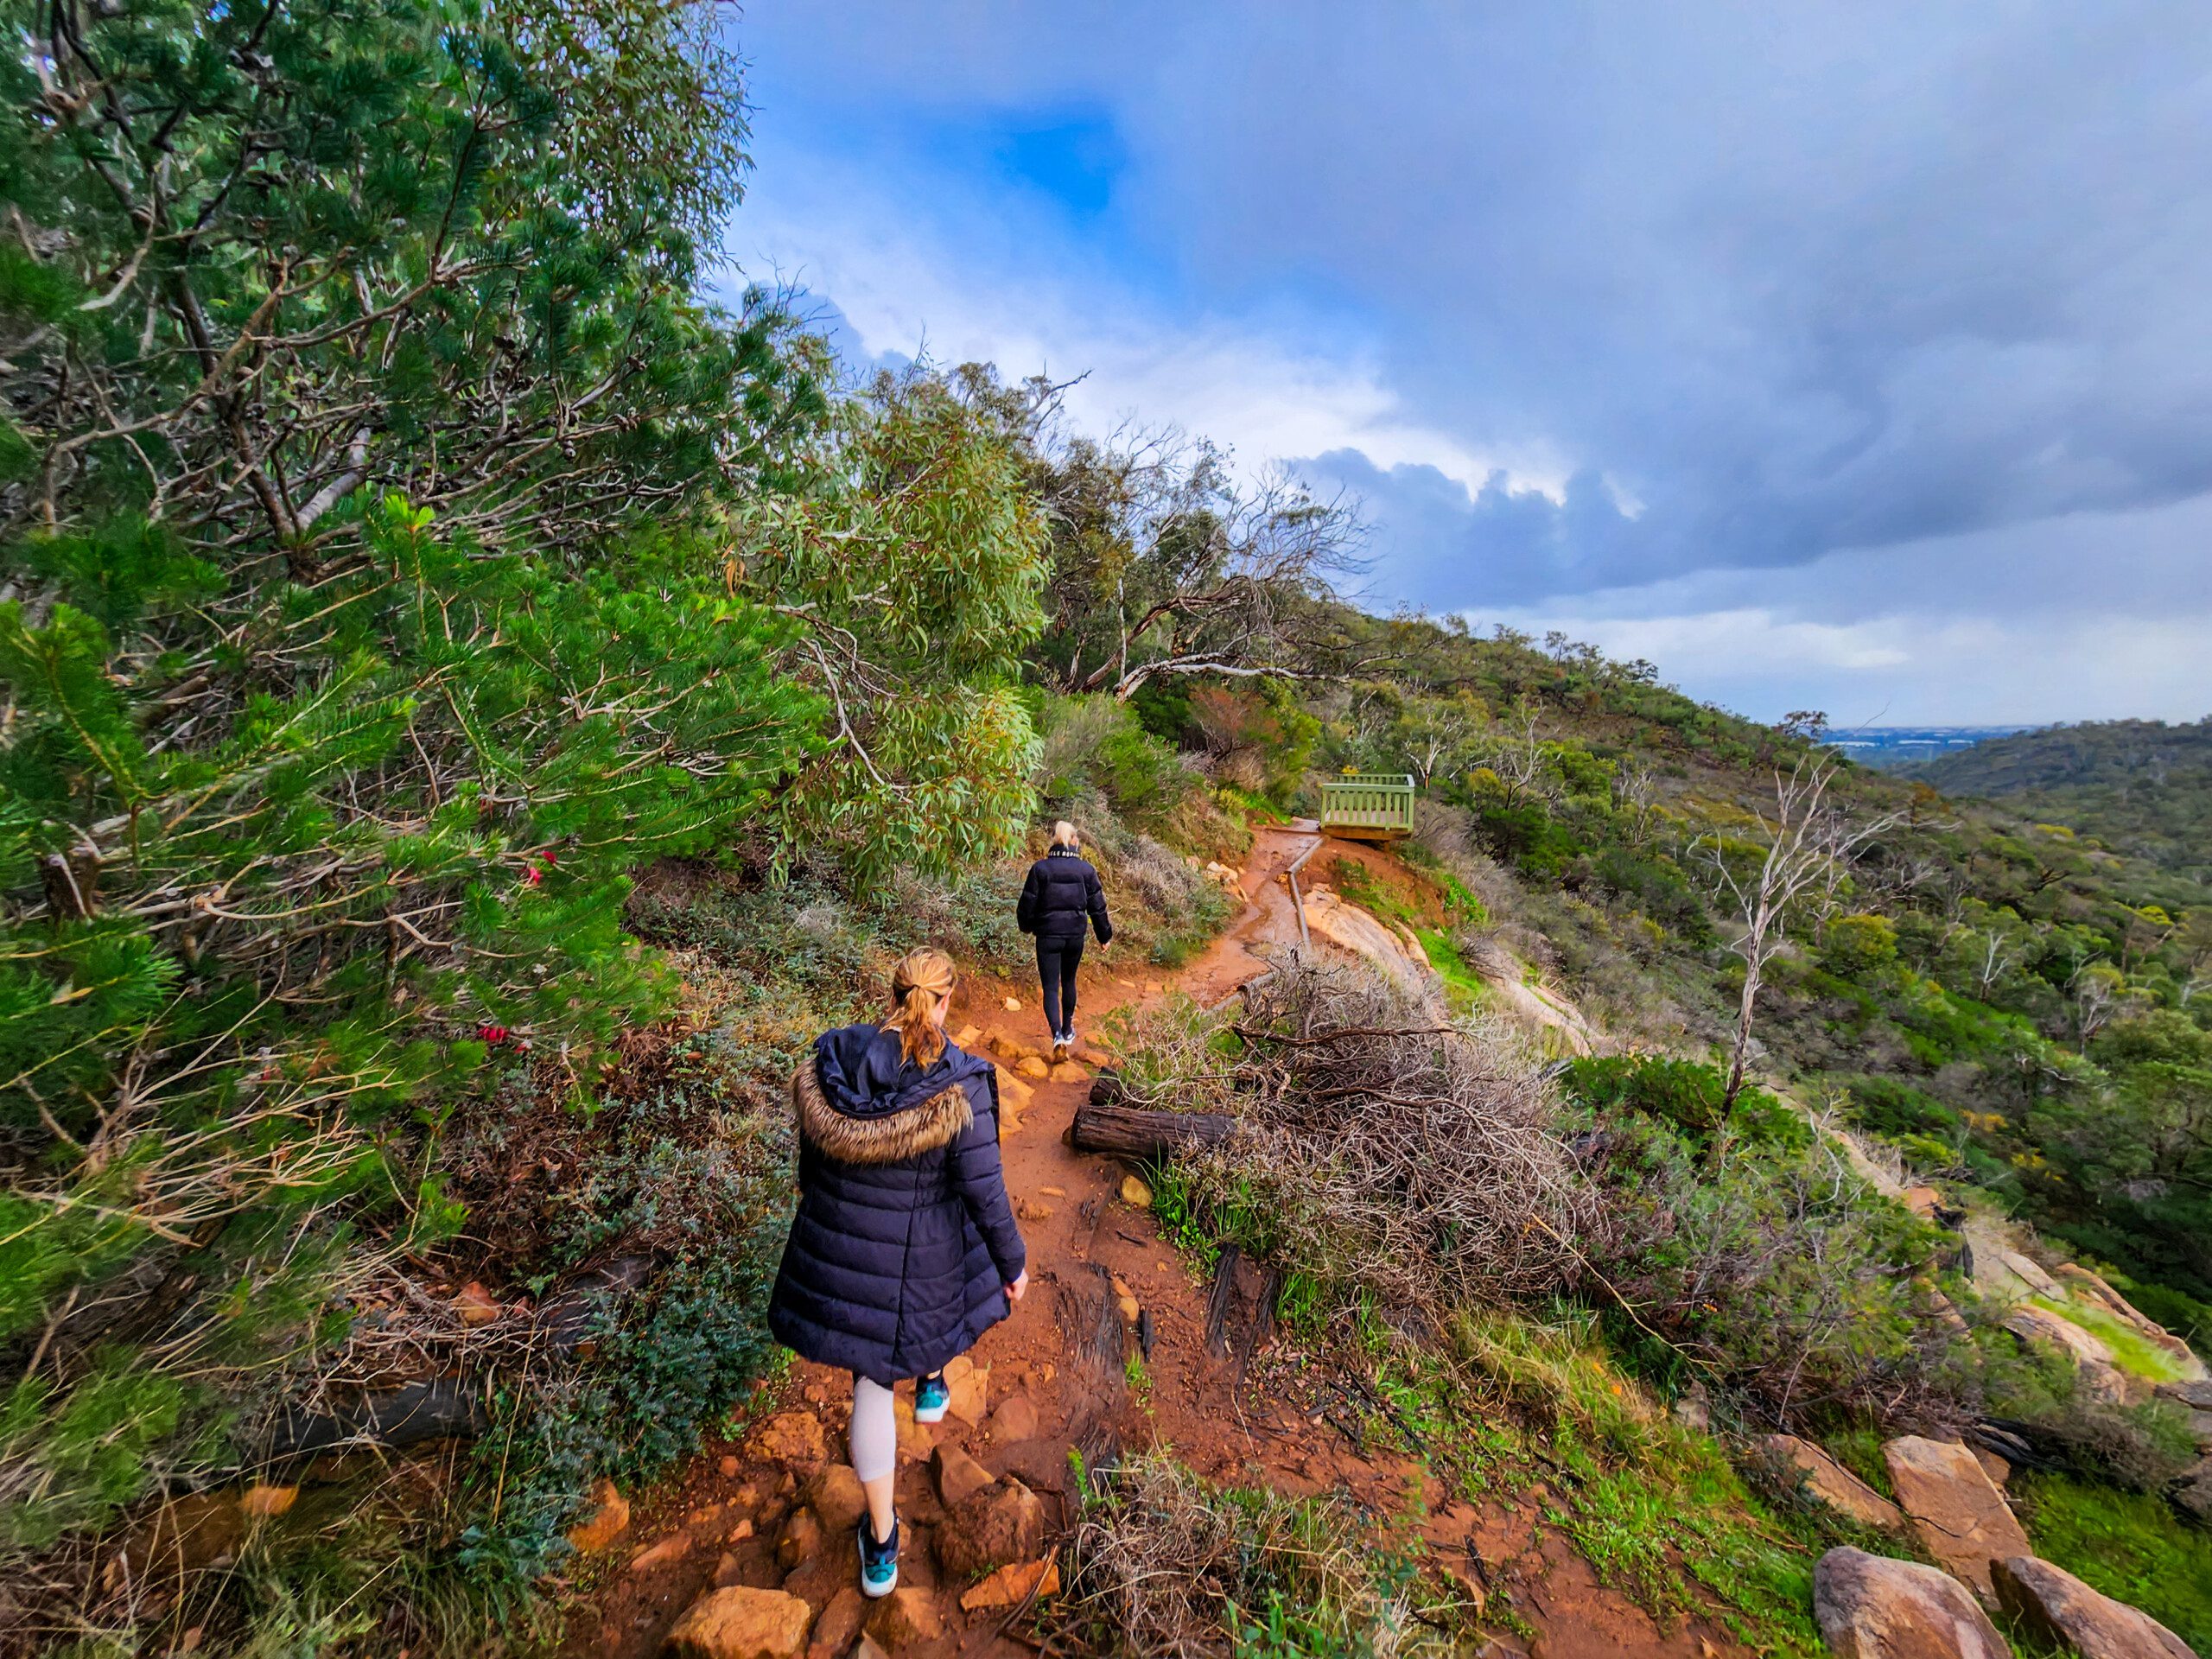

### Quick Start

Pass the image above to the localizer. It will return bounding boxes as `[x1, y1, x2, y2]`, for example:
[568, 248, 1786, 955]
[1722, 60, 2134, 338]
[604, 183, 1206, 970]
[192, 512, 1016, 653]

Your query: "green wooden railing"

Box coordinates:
[1319, 772, 1416, 838]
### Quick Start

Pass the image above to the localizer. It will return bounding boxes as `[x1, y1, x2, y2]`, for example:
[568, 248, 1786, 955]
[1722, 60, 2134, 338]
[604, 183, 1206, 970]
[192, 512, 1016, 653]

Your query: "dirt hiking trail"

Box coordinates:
[567, 825, 1746, 1659]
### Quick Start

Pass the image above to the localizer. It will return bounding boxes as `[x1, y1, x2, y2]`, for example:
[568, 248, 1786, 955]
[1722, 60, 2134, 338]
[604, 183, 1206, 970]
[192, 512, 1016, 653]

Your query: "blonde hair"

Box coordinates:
[1052, 820, 1079, 849]
[887, 948, 957, 1068]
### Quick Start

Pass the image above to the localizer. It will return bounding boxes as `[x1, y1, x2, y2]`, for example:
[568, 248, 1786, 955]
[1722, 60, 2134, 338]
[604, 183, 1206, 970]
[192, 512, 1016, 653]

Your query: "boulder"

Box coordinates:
[852, 1638, 890, 1659]
[1992, 1556, 2196, 1659]
[991, 1394, 1040, 1443]
[935, 1478, 1046, 1580]
[566, 1478, 630, 1553]
[1120, 1173, 1153, 1208]
[945, 1362, 990, 1427]
[776, 1507, 822, 1572]
[1881, 1437, 2031, 1604]
[1813, 1546, 2011, 1659]
[2003, 1305, 2131, 1404]
[1049, 1061, 1089, 1084]
[804, 1586, 865, 1659]
[750, 1412, 827, 1466]
[804, 1465, 867, 1536]
[931, 1442, 995, 1508]
[960, 1554, 1061, 1611]
[1761, 1435, 1904, 1531]
[664, 1586, 814, 1659]
[2169, 1457, 2212, 1526]
[629, 1533, 693, 1573]
[863, 1586, 945, 1646]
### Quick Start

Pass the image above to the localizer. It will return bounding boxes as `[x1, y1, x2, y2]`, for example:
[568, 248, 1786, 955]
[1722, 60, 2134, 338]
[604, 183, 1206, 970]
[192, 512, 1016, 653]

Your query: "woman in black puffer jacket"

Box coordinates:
[766, 948, 1027, 1599]
[1015, 820, 1113, 1060]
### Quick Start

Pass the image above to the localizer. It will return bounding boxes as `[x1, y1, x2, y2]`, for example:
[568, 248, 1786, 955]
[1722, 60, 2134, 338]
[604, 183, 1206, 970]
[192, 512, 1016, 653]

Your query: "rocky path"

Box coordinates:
[562, 827, 1751, 1659]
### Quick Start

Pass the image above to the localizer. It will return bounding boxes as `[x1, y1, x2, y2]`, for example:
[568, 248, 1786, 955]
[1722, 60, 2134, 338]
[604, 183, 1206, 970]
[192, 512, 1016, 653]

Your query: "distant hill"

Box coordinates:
[1906, 716, 2212, 882]
[1830, 725, 2039, 769]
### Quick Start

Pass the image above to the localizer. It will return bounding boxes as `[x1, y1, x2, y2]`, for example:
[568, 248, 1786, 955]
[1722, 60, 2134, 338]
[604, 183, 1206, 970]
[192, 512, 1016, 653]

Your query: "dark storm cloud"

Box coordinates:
[1128, 3, 2212, 604]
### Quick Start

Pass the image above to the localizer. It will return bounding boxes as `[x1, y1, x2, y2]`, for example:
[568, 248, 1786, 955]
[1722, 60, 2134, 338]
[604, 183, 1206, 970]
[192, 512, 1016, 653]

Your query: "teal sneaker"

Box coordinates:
[913, 1371, 950, 1424]
[857, 1514, 899, 1598]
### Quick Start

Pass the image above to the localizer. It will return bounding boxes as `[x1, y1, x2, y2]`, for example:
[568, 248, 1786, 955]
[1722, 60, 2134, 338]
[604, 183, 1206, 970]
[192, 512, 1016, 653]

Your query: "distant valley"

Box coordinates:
[1830, 724, 2039, 768]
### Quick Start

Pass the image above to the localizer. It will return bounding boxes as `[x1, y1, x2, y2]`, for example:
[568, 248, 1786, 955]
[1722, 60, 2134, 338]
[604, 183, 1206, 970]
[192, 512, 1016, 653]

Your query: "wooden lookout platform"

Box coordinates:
[1318, 772, 1417, 841]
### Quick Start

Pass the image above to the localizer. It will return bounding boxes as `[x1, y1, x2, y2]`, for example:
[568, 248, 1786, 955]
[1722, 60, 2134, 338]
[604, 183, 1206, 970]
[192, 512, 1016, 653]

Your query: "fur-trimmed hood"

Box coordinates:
[791, 1060, 974, 1165]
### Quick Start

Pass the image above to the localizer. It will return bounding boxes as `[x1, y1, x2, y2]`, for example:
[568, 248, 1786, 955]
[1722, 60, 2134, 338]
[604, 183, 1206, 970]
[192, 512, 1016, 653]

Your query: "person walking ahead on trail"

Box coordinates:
[1015, 820, 1113, 1062]
[765, 948, 1029, 1600]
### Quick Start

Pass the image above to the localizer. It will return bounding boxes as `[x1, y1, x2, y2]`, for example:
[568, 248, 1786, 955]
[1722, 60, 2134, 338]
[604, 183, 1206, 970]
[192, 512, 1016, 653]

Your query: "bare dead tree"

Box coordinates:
[1611, 757, 1660, 847]
[1971, 926, 2026, 1001]
[1481, 702, 1553, 810]
[1695, 757, 1904, 1112]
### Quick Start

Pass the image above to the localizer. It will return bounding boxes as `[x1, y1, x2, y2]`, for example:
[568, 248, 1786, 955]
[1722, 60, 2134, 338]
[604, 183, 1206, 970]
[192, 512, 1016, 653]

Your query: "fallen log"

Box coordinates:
[1070, 1101, 1237, 1162]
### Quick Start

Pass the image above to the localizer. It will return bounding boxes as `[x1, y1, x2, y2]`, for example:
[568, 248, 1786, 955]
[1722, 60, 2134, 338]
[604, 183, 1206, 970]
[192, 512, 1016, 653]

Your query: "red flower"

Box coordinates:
[477, 1023, 509, 1045]
[539, 849, 558, 867]
[524, 866, 543, 886]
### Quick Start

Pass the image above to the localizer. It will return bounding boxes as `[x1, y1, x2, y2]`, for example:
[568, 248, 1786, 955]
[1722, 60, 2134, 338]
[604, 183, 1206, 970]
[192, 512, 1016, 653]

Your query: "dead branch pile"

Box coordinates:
[1048, 1452, 1446, 1658]
[1186, 956, 1588, 1312]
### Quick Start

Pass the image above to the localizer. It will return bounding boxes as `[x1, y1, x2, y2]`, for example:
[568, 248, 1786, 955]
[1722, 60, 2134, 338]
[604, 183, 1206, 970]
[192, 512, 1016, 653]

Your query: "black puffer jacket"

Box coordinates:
[1015, 845, 1113, 943]
[766, 1025, 1026, 1386]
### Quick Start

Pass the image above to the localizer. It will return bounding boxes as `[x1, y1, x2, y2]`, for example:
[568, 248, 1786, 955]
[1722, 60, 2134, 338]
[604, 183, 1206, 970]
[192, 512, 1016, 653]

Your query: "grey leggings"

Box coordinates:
[849, 1374, 897, 1482]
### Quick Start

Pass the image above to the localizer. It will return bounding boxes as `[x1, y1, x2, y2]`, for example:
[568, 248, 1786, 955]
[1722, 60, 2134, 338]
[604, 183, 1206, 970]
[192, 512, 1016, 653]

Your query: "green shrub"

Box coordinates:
[1821, 914, 1900, 978]
[1037, 693, 1199, 828]
[1831, 1074, 1961, 1138]
[1562, 1054, 1808, 1150]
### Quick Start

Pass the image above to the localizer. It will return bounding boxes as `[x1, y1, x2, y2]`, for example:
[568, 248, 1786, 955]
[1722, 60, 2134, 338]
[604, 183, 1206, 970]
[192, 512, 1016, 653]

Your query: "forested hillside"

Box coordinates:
[3, 4, 2209, 1656]
[1907, 718, 2212, 886]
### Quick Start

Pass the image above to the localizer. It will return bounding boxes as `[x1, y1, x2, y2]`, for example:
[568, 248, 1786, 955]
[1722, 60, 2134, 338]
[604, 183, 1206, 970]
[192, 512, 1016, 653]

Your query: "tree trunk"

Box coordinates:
[1070, 1102, 1237, 1162]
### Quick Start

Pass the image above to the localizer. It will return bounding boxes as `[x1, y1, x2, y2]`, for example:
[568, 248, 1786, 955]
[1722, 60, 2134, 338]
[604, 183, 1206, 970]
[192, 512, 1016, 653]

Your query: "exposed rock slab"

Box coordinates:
[1993, 1556, 2196, 1659]
[1814, 1546, 2012, 1659]
[1998, 1250, 2063, 1299]
[1763, 1434, 1904, 1530]
[1881, 1437, 2031, 1604]
[2052, 1267, 2204, 1376]
[664, 1585, 813, 1659]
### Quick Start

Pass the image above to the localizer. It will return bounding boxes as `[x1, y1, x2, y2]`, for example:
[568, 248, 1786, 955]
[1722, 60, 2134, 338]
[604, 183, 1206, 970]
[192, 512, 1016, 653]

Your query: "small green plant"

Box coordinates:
[1124, 1351, 1153, 1401]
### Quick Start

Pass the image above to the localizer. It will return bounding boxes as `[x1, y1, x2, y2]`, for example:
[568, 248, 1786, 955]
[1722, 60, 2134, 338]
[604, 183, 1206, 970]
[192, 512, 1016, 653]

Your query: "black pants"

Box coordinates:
[1036, 937, 1084, 1038]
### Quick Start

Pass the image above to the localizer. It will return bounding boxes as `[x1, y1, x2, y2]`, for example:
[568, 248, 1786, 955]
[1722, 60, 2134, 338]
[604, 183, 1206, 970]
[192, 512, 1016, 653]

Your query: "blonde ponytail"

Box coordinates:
[1052, 820, 1079, 849]
[887, 948, 957, 1068]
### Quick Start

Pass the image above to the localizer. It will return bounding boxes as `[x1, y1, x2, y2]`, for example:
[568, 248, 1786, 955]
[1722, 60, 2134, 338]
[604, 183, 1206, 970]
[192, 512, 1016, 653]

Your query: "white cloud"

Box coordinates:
[726, 152, 1568, 499]
[1471, 602, 2211, 727]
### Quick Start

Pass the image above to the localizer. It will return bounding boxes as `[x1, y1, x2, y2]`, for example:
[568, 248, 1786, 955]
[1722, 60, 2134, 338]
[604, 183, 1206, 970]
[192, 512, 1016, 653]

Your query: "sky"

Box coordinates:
[717, 3, 2212, 727]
